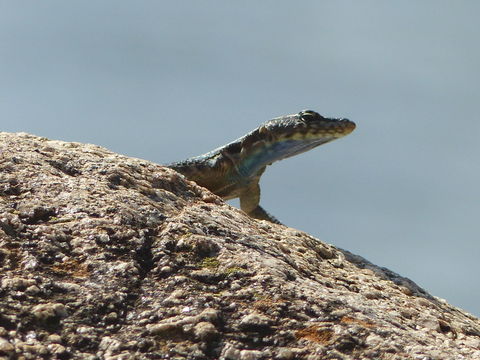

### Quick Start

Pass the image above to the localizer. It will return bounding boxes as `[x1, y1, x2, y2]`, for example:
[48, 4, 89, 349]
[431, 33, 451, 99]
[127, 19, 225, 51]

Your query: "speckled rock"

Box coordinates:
[1, 132, 480, 359]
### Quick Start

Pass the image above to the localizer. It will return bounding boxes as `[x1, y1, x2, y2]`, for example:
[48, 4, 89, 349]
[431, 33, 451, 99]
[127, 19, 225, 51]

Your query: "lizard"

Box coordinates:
[167, 110, 355, 224]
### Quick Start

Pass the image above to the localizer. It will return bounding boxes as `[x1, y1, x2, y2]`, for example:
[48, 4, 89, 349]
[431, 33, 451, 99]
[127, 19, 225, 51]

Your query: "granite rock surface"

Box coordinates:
[1, 132, 479, 359]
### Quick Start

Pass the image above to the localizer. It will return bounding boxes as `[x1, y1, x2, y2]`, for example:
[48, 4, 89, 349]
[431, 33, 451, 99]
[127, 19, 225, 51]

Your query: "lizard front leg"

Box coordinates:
[239, 182, 282, 224]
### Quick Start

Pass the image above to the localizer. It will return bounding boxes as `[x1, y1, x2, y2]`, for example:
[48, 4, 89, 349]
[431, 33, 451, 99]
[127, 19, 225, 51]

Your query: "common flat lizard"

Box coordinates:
[168, 110, 355, 224]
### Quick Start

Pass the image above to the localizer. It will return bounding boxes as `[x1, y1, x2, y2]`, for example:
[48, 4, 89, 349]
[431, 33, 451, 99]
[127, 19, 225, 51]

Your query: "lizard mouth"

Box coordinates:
[264, 110, 356, 141]
[312, 118, 356, 137]
[281, 118, 355, 141]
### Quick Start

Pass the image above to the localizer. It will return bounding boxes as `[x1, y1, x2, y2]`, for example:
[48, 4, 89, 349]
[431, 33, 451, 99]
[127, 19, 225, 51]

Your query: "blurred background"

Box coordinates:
[1, 1, 479, 316]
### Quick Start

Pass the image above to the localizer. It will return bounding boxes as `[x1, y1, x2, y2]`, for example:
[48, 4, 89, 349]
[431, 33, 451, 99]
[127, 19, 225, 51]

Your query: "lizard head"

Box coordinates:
[263, 110, 355, 140]
[252, 110, 355, 160]
[226, 110, 355, 177]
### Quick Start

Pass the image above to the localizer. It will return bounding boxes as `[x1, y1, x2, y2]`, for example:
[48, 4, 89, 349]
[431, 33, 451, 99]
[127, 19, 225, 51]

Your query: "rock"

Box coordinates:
[147, 322, 183, 337]
[0, 338, 14, 354]
[1, 277, 36, 290]
[239, 349, 264, 360]
[275, 348, 295, 360]
[193, 321, 218, 341]
[1, 132, 480, 359]
[32, 303, 68, 322]
[220, 344, 240, 360]
[238, 313, 272, 332]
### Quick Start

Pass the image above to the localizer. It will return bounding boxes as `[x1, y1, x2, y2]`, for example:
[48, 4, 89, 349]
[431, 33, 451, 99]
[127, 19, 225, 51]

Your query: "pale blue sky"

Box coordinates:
[2, 1, 479, 316]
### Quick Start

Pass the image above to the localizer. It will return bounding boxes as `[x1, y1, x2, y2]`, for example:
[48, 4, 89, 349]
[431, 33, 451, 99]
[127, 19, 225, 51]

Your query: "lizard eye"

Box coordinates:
[299, 110, 323, 121]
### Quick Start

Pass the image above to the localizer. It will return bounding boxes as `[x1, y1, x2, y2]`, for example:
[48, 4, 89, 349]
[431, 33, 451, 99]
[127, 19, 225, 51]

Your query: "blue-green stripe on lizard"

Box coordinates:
[168, 110, 355, 224]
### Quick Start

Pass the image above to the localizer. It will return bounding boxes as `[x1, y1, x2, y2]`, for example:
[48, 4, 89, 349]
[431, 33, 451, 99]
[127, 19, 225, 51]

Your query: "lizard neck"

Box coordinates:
[235, 136, 336, 178]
